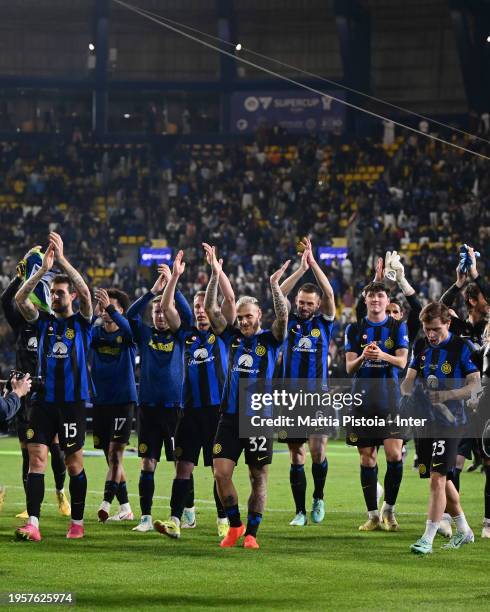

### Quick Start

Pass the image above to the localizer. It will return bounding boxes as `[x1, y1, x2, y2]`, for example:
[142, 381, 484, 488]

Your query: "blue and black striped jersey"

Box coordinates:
[35, 312, 93, 403]
[409, 333, 479, 427]
[219, 326, 282, 416]
[345, 316, 409, 413]
[177, 325, 229, 409]
[282, 312, 334, 386]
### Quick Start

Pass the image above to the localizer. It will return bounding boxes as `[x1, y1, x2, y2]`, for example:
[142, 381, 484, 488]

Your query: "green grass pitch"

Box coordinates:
[0, 436, 488, 611]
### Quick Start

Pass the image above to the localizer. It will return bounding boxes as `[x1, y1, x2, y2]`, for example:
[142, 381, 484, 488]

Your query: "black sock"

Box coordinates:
[116, 480, 129, 505]
[312, 458, 328, 500]
[185, 473, 194, 508]
[214, 481, 226, 519]
[139, 470, 154, 516]
[384, 460, 403, 505]
[485, 465, 490, 519]
[245, 511, 262, 537]
[21, 448, 29, 493]
[103, 480, 118, 504]
[224, 504, 241, 528]
[69, 470, 87, 521]
[360, 465, 378, 512]
[26, 473, 45, 518]
[453, 467, 462, 492]
[290, 464, 307, 514]
[170, 478, 191, 520]
[49, 443, 66, 491]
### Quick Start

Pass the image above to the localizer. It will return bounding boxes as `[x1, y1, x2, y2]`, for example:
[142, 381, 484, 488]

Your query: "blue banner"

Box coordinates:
[230, 90, 345, 134]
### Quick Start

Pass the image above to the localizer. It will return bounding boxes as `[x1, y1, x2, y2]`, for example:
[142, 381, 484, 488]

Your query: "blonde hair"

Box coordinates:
[236, 296, 259, 309]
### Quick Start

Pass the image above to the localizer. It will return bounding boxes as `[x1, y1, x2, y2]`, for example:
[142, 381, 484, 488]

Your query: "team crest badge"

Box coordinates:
[255, 345, 266, 357]
[26, 429, 34, 440]
[138, 443, 148, 454]
[208, 334, 216, 344]
[175, 447, 183, 458]
[213, 443, 222, 455]
[384, 337, 394, 349]
[349, 433, 358, 443]
[278, 430, 287, 440]
[418, 463, 427, 475]
[116, 336, 122, 344]
[65, 329, 75, 340]
[311, 328, 320, 338]
[93, 435, 100, 447]
[441, 361, 452, 375]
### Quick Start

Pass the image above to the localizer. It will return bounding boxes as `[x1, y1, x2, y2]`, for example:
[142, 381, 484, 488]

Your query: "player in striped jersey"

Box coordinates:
[205, 247, 290, 549]
[153, 249, 235, 540]
[278, 238, 335, 526]
[1, 249, 70, 519]
[345, 281, 409, 532]
[402, 302, 480, 554]
[14, 233, 93, 541]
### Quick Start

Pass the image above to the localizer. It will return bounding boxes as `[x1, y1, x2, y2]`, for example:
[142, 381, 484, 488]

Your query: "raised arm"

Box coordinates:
[94, 288, 133, 339]
[14, 245, 55, 322]
[302, 238, 335, 319]
[279, 249, 309, 297]
[1, 275, 23, 330]
[49, 232, 92, 320]
[203, 243, 236, 325]
[270, 260, 290, 341]
[161, 253, 185, 333]
[204, 248, 227, 335]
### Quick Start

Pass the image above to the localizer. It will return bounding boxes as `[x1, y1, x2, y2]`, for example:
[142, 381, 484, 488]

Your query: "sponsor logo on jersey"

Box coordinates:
[194, 348, 209, 360]
[149, 339, 174, 352]
[238, 354, 254, 368]
[293, 336, 317, 352]
[49, 341, 69, 359]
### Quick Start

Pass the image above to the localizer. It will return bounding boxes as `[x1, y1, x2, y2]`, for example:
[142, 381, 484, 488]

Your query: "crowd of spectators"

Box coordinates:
[0, 131, 488, 375]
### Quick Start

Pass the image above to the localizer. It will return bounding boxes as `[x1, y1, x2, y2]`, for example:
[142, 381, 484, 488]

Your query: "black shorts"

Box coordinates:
[457, 437, 476, 460]
[27, 401, 86, 456]
[92, 403, 135, 450]
[137, 405, 178, 462]
[174, 405, 221, 467]
[415, 437, 460, 479]
[345, 433, 405, 448]
[213, 414, 273, 467]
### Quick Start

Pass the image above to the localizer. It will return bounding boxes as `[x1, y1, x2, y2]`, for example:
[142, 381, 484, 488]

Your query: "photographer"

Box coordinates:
[0, 373, 32, 422]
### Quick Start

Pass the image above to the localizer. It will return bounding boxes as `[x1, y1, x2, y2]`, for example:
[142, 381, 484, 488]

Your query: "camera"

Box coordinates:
[6, 370, 44, 393]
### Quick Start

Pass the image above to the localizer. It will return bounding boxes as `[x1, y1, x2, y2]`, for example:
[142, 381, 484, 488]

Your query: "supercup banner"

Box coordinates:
[230, 90, 345, 134]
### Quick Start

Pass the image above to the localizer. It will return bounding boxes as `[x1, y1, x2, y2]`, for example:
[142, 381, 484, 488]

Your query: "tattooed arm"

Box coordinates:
[271, 261, 290, 342]
[204, 250, 228, 335]
[14, 244, 55, 322]
[49, 232, 93, 320]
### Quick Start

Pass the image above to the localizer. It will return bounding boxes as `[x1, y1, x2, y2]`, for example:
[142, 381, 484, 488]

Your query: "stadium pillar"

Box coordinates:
[92, 0, 110, 139]
[216, 0, 236, 133]
[448, 0, 490, 113]
[334, 0, 371, 134]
